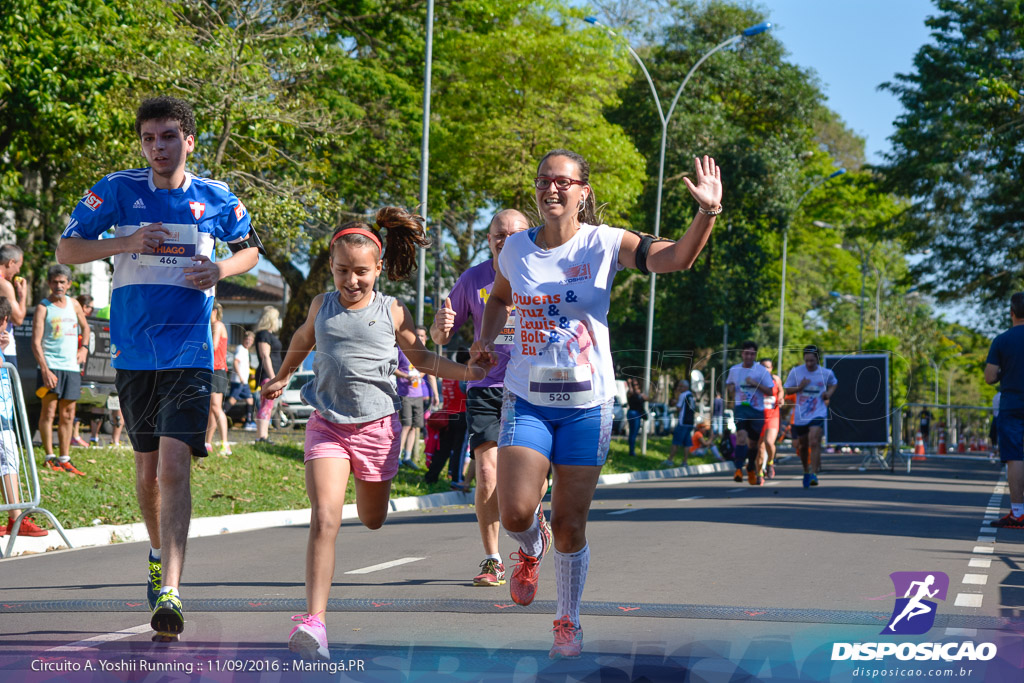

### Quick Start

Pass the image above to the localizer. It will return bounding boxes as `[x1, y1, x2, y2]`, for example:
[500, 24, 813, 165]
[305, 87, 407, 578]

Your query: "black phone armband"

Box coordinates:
[227, 227, 267, 256]
[627, 230, 669, 275]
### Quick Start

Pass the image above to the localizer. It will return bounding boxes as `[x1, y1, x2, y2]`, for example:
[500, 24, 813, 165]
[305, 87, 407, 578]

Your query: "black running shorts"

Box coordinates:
[116, 368, 212, 458]
[466, 386, 503, 455]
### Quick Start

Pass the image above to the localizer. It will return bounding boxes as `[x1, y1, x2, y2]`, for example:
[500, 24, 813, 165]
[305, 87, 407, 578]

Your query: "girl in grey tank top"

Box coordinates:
[257, 208, 488, 662]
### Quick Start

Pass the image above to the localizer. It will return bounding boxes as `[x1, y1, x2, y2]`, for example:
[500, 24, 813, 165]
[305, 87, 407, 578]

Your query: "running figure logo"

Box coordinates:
[883, 571, 949, 635]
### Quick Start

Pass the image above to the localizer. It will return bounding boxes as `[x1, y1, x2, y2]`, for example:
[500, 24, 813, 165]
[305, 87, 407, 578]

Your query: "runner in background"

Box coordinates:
[0, 244, 27, 370]
[725, 341, 774, 485]
[759, 358, 783, 479]
[430, 208, 539, 587]
[784, 345, 838, 488]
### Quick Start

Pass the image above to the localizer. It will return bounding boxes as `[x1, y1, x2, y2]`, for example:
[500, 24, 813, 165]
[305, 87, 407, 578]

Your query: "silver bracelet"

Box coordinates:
[699, 205, 723, 216]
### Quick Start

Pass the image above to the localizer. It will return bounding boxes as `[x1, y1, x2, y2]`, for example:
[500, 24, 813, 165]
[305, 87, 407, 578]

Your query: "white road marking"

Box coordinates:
[47, 623, 152, 652]
[954, 593, 983, 608]
[726, 488, 745, 493]
[978, 526, 997, 534]
[962, 574, 988, 585]
[344, 557, 425, 574]
[968, 558, 992, 568]
[972, 546, 994, 554]
[976, 536, 996, 543]
[608, 508, 643, 516]
[677, 496, 704, 501]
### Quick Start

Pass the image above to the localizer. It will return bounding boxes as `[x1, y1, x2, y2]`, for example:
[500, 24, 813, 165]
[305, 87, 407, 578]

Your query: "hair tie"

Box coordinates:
[330, 225, 382, 252]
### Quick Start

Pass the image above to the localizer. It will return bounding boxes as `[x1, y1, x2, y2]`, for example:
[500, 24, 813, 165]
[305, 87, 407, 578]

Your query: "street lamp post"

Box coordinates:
[414, 0, 435, 326]
[777, 169, 845, 370]
[586, 16, 770, 453]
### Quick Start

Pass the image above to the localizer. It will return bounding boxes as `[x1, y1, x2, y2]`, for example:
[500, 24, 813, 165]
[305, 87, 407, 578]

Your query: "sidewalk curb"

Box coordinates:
[3, 460, 733, 559]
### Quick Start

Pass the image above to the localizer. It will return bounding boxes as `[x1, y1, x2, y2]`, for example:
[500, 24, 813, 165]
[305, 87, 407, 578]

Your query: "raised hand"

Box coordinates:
[682, 156, 723, 211]
[433, 297, 456, 337]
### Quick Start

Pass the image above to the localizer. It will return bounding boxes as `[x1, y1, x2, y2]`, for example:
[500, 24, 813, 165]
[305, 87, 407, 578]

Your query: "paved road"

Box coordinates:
[0, 454, 1021, 682]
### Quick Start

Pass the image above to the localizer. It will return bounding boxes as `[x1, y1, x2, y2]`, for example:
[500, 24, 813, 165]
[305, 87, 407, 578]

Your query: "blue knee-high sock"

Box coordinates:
[734, 443, 748, 471]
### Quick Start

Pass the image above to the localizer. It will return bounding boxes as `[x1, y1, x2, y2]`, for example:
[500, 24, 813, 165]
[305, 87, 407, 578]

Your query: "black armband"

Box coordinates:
[627, 230, 669, 275]
[227, 227, 267, 256]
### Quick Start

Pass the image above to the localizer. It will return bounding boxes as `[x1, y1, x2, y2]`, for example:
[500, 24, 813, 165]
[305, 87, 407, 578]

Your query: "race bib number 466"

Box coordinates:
[136, 223, 198, 268]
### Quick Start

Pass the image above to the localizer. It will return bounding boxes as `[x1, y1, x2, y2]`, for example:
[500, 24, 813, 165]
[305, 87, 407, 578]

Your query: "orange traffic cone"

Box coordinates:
[913, 430, 926, 461]
[937, 430, 947, 455]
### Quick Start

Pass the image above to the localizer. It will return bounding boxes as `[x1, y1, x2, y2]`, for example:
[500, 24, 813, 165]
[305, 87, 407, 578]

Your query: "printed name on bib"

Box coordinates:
[136, 223, 198, 267]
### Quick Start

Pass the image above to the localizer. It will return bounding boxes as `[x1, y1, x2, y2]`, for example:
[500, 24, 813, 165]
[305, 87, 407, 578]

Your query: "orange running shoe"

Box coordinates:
[59, 460, 86, 476]
[44, 458, 62, 472]
[748, 469, 757, 485]
[549, 616, 583, 659]
[733, 469, 743, 482]
[509, 512, 550, 606]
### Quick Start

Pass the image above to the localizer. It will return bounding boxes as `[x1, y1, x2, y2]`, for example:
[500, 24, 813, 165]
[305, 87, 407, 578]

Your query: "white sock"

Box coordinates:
[58, 455, 70, 463]
[1012, 503, 1024, 517]
[45, 454, 56, 460]
[505, 516, 543, 558]
[149, 546, 161, 561]
[485, 553, 501, 562]
[159, 586, 178, 597]
[555, 544, 590, 628]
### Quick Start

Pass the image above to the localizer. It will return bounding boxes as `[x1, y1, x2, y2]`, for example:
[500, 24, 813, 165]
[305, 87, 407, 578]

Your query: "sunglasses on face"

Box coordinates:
[534, 176, 586, 190]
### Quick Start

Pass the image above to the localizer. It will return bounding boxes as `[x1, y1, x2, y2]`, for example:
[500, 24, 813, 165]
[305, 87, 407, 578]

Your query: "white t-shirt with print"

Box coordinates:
[784, 364, 838, 425]
[498, 223, 624, 409]
[726, 363, 773, 412]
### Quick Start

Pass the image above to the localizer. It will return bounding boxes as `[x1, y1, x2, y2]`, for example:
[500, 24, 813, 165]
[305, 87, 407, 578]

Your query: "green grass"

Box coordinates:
[30, 433, 716, 530]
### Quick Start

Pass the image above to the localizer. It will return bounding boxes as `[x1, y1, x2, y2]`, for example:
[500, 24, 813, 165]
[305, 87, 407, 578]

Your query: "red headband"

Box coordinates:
[330, 226, 382, 252]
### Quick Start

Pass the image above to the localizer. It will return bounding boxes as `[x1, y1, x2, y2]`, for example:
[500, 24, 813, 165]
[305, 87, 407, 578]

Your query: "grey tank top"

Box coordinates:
[300, 291, 400, 424]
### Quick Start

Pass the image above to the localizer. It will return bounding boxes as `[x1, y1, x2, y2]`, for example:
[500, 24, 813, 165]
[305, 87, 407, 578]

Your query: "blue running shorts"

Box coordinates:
[498, 390, 613, 466]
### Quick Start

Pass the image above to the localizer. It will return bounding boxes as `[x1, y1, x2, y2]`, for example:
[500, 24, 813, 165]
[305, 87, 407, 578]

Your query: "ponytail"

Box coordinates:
[330, 206, 430, 282]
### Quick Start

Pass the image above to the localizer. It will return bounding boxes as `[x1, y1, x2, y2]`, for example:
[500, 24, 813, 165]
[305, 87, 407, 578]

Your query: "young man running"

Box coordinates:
[56, 96, 261, 638]
[430, 208, 543, 587]
[726, 341, 774, 485]
[985, 292, 1024, 528]
[759, 358, 783, 479]
[784, 345, 838, 487]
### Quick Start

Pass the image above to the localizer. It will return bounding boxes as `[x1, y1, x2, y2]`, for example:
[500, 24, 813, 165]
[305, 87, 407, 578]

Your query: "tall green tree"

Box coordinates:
[881, 0, 1024, 321]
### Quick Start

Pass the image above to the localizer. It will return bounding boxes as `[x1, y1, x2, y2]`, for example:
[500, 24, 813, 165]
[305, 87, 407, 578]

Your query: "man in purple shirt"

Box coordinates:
[431, 209, 534, 587]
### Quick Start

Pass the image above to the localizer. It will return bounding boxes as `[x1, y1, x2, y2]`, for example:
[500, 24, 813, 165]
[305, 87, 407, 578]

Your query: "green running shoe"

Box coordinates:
[151, 592, 184, 635]
[147, 555, 162, 611]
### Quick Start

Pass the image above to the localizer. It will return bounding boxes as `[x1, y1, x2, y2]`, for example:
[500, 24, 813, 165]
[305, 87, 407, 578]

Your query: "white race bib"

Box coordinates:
[528, 364, 594, 407]
[136, 223, 199, 268]
[498, 315, 516, 345]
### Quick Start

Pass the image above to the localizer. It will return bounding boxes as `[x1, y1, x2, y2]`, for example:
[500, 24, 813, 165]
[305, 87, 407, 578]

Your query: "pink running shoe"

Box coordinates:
[288, 612, 330, 661]
[549, 616, 583, 659]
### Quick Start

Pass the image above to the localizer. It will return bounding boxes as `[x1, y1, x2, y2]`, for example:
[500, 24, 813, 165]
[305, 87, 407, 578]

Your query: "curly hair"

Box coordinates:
[135, 96, 197, 139]
[330, 206, 431, 282]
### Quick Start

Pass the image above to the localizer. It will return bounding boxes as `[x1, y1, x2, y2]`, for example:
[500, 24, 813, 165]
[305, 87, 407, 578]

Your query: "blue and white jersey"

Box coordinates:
[62, 168, 252, 370]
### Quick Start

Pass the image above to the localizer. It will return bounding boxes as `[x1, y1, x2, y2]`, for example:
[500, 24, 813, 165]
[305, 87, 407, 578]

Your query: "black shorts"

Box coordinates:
[466, 386, 503, 454]
[37, 368, 82, 402]
[211, 369, 229, 395]
[400, 395, 425, 428]
[116, 368, 212, 458]
[792, 418, 826, 438]
[736, 416, 765, 441]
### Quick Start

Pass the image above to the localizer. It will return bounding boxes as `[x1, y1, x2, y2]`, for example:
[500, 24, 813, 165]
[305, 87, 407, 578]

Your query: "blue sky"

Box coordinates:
[758, 0, 935, 166]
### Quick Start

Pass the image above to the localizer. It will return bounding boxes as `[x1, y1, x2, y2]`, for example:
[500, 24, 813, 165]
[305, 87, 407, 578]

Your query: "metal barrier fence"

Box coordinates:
[0, 362, 72, 558]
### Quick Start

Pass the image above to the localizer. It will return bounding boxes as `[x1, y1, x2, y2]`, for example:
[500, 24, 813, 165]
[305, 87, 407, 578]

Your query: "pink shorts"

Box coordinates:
[257, 380, 276, 420]
[303, 411, 401, 482]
